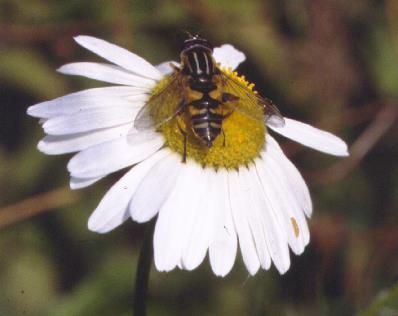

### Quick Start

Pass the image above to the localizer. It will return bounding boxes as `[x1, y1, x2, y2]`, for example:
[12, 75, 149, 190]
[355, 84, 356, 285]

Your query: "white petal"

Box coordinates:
[154, 163, 202, 272]
[74, 35, 162, 80]
[129, 153, 181, 223]
[38, 124, 132, 155]
[42, 106, 137, 136]
[70, 176, 104, 190]
[236, 168, 271, 271]
[208, 170, 237, 277]
[213, 44, 246, 70]
[181, 167, 213, 271]
[268, 118, 349, 156]
[88, 149, 169, 233]
[255, 156, 309, 255]
[228, 171, 260, 275]
[58, 62, 156, 88]
[68, 131, 163, 178]
[266, 135, 313, 217]
[244, 167, 291, 274]
[27, 86, 147, 119]
[155, 61, 179, 76]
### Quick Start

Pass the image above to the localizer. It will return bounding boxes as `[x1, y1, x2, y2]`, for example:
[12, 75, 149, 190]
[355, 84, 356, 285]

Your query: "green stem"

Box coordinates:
[133, 220, 155, 316]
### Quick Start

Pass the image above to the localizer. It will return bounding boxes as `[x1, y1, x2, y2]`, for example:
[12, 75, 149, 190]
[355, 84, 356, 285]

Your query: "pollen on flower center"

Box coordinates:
[152, 68, 266, 169]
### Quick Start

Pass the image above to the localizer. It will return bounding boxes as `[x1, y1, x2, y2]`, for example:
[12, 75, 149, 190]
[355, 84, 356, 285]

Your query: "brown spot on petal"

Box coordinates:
[291, 217, 300, 238]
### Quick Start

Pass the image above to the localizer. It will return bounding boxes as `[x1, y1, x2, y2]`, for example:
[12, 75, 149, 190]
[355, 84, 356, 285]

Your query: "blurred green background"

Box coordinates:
[0, 0, 397, 315]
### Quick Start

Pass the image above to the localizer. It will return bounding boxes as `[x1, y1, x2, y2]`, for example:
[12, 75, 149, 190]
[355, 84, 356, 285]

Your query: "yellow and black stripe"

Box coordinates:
[181, 36, 224, 147]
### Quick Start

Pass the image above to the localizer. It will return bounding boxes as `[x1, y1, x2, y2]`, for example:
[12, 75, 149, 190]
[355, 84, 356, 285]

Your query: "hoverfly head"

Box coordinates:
[180, 33, 213, 56]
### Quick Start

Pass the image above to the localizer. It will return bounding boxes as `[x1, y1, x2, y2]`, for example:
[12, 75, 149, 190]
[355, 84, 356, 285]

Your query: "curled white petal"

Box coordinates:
[269, 118, 349, 156]
[213, 44, 246, 70]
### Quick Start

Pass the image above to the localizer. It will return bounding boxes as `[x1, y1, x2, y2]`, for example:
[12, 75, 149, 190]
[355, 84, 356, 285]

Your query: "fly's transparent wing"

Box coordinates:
[220, 73, 285, 127]
[134, 72, 184, 131]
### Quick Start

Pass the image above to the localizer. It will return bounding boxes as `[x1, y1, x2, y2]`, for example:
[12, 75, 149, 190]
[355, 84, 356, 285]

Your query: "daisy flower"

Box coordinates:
[27, 36, 349, 277]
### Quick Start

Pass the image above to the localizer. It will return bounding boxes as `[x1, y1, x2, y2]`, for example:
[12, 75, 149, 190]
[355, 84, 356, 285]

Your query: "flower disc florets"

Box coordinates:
[154, 68, 265, 169]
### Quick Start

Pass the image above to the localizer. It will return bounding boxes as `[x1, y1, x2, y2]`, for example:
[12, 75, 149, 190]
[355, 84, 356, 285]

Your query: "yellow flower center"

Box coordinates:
[152, 68, 266, 169]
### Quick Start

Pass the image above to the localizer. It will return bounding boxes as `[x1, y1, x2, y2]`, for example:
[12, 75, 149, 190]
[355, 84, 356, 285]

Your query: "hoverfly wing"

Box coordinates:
[220, 72, 285, 127]
[261, 96, 285, 128]
[134, 72, 184, 131]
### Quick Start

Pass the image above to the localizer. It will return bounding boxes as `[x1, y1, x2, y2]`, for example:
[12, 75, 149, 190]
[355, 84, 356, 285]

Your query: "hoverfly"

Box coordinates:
[134, 35, 285, 162]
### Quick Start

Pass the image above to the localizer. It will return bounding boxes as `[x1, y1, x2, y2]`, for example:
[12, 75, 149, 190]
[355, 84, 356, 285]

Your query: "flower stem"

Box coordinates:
[133, 220, 155, 316]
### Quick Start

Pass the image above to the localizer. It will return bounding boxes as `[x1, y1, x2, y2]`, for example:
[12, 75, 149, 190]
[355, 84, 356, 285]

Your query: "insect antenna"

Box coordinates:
[181, 29, 194, 39]
[181, 29, 204, 40]
[195, 29, 203, 38]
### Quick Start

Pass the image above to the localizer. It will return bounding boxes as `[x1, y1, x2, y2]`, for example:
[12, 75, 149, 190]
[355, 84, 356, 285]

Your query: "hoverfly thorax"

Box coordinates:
[180, 36, 218, 78]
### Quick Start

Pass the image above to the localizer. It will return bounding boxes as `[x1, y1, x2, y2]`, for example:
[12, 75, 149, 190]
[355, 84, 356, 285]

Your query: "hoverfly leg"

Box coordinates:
[182, 133, 187, 163]
[176, 115, 188, 163]
[222, 93, 239, 119]
[222, 111, 233, 119]
[221, 128, 226, 147]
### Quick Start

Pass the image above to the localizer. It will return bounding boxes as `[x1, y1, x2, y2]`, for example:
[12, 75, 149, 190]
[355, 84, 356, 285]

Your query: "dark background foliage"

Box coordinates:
[0, 0, 397, 315]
